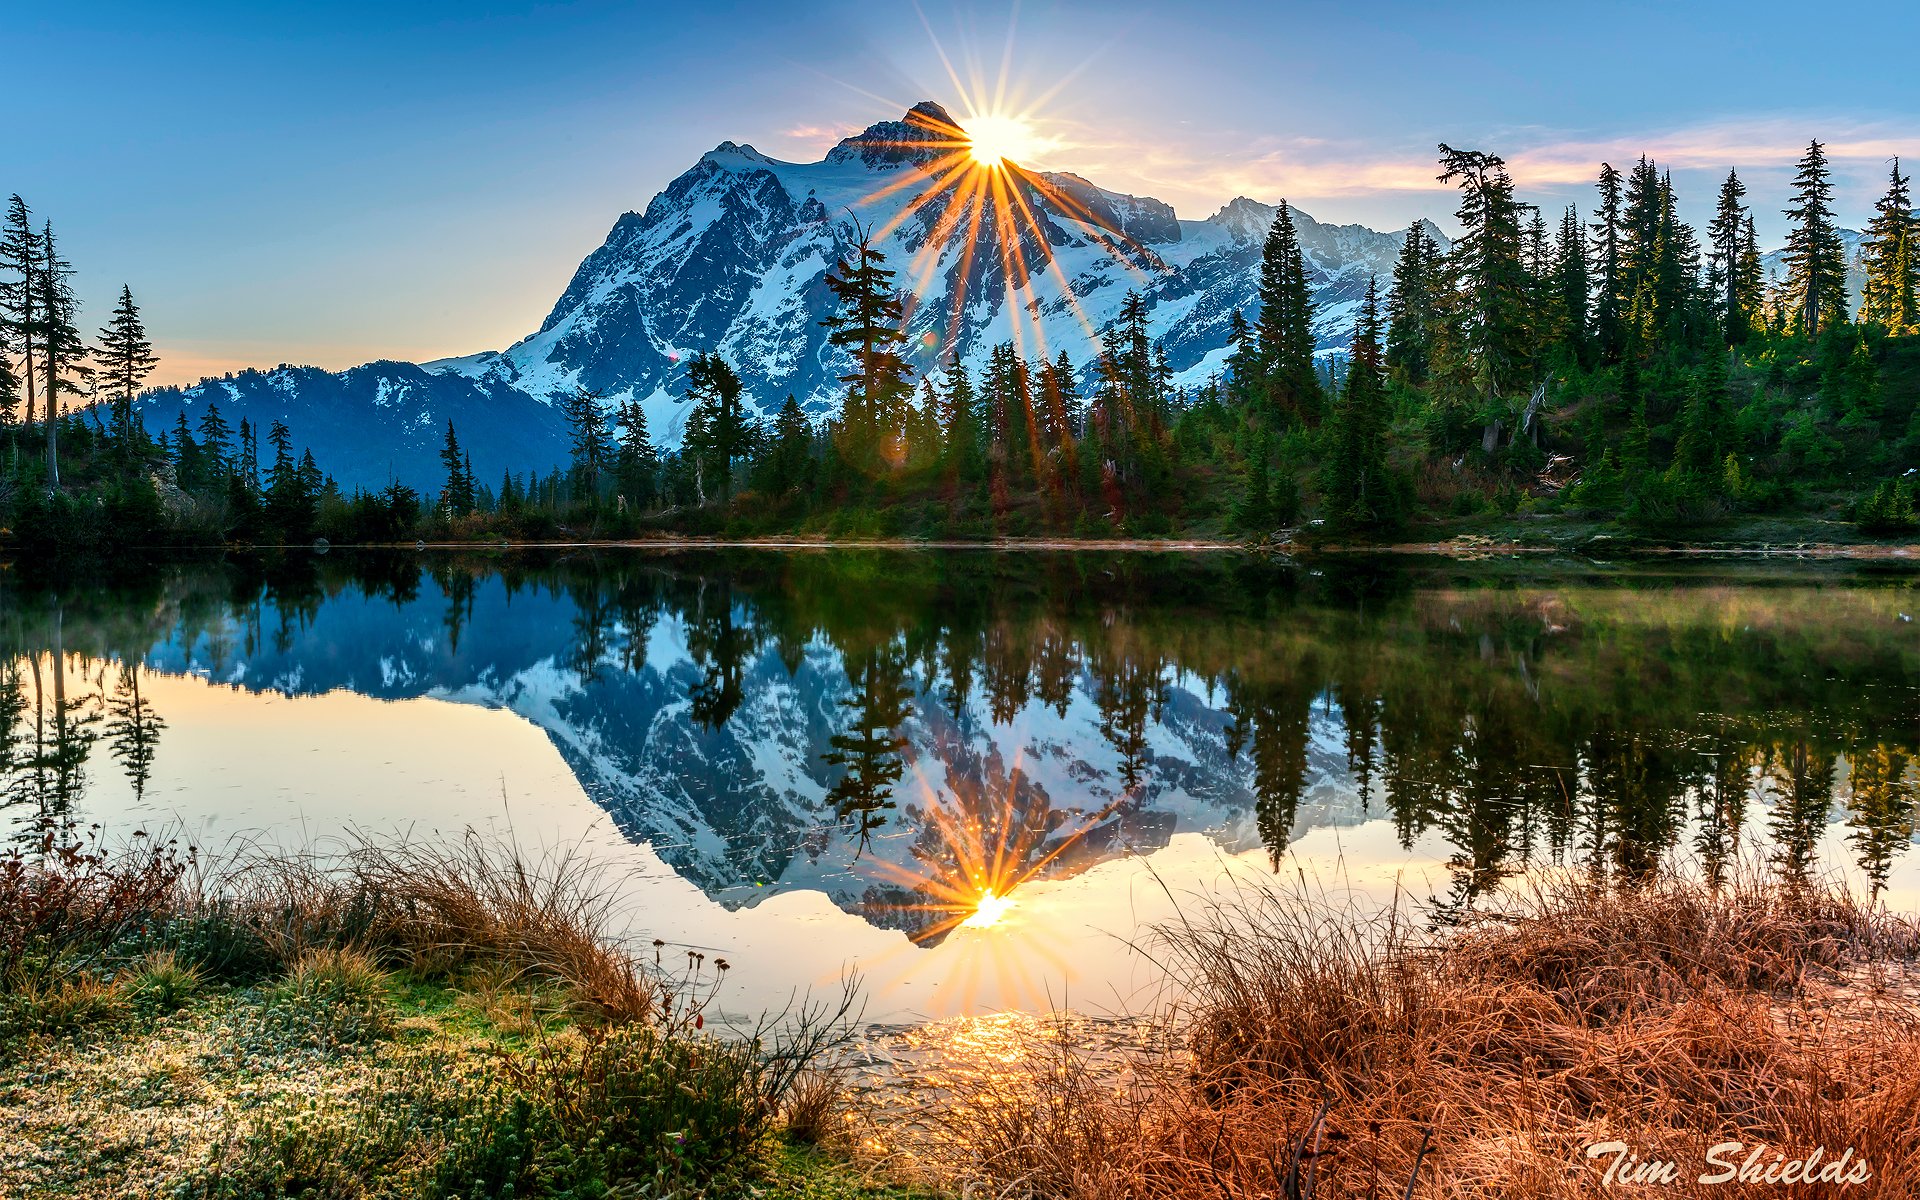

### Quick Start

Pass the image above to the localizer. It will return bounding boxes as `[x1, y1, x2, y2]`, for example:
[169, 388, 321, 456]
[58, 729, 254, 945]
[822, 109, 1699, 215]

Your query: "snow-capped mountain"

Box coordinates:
[134, 101, 1444, 491]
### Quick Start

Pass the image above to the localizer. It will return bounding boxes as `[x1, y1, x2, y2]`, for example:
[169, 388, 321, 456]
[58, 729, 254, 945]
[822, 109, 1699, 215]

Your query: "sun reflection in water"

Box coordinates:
[958, 888, 1015, 929]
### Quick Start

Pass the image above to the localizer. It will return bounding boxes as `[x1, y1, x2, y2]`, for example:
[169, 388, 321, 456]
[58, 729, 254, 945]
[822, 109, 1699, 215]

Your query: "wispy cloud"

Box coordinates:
[1029, 114, 1912, 223]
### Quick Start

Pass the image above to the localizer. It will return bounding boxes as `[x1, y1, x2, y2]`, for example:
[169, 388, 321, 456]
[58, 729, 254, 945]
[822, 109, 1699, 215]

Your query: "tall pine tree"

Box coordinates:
[1253, 202, 1320, 424]
[96, 285, 159, 450]
[1782, 140, 1849, 337]
[1861, 158, 1918, 335]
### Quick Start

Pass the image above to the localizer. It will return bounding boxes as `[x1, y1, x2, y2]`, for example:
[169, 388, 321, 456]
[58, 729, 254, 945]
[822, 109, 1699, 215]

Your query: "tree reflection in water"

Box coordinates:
[0, 551, 1915, 924]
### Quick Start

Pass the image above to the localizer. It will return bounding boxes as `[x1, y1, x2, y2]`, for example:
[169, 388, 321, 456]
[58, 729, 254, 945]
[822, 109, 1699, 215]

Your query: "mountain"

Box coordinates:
[134, 101, 1445, 491]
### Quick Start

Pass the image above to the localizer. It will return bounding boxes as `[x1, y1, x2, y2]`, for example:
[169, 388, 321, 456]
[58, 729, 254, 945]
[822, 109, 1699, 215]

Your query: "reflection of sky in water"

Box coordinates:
[4, 554, 1918, 1024]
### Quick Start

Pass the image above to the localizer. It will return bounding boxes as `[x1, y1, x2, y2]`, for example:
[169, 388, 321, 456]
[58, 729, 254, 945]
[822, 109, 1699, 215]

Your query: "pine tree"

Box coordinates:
[36, 221, 86, 489]
[614, 398, 658, 509]
[0, 197, 36, 430]
[197, 402, 232, 474]
[764, 395, 812, 498]
[1861, 158, 1918, 335]
[1437, 144, 1532, 408]
[681, 353, 754, 504]
[1232, 430, 1272, 533]
[96, 285, 159, 451]
[1708, 170, 1754, 345]
[559, 386, 613, 497]
[1323, 277, 1396, 530]
[1589, 163, 1627, 362]
[820, 223, 913, 466]
[439, 420, 475, 514]
[1385, 221, 1439, 386]
[1253, 202, 1320, 424]
[1551, 206, 1591, 364]
[1224, 308, 1260, 402]
[1782, 140, 1850, 337]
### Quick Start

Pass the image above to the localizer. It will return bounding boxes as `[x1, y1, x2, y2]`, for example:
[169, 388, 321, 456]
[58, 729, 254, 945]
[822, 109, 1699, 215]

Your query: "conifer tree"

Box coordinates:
[1782, 140, 1849, 337]
[1590, 163, 1626, 362]
[1323, 277, 1396, 530]
[1708, 170, 1754, 345]
[0, 197, 36, 430]
[681, 353, 753, 503]
[1551, 206, 1591, 365]
[1232, 430, 1272, 533]
[1437, 144, 1532, 407]
[1253, 202, 1320, 423]
[1224, 308, 1261, 402]
[559, 386, 613, 497]
[439, 420, 475, 514]
[763, 395, 812, 497]
[614, 398, 658, 509]
[96, 285, 159, 450]
[1384, 220, 1438, 386]
[1861, 158, 1918, 335]
[821, 224, 913, 465]
[36, 221, 86, 489]
[197, 402, 232, 474]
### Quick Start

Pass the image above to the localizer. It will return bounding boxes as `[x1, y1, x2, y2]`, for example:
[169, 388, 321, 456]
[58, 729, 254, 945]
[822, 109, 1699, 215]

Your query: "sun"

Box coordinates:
[959, 888, 1016, 929]
[964, 115, 1043, 168]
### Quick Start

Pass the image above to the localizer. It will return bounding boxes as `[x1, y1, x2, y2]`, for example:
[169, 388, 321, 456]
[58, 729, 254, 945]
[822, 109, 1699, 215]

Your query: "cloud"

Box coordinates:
[1029, 114, 1912, 222]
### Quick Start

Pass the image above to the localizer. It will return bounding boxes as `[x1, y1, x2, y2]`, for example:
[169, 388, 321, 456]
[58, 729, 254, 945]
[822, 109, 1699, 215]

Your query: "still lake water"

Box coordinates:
[3, 550, 1917, 1023]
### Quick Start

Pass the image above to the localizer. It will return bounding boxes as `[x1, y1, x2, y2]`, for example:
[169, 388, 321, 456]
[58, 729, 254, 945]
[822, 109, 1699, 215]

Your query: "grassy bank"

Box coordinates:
[890, 872, 1920, 1199]
[0, 832, 918, 1199]
[10, 833, 1920, 1198]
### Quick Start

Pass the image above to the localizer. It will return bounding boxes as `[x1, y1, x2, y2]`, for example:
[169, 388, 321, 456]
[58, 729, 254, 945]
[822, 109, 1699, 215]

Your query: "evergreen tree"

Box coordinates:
[1782, 140, 1849, 337]
[197, 402, 232, 475]
[1223, 307, 1260, 402]
[36, 221, 86, 489]
[439, 420, 475, 514]
[1253, 201, 1320, 423]
[681, 353, 754, 503]
[0, 196, 37, 430]
[1437, 144, 1532, 408]
[559, 386, 613, 497]
[1590, 163, 1626, 362]
[1385, 220, 1439, 386]
[1551, 206, 1591, 364]
[95, 285, 158, 450]
[1232, 430, 1272, 533]
[1708, 170, 1754, 345]
[614, 398, 658, 509]
[821, 224, 913, 466]
[763, 395, 813, 498]
[1861, 158, 1918, 335]
[1323, 277, 1396, 530]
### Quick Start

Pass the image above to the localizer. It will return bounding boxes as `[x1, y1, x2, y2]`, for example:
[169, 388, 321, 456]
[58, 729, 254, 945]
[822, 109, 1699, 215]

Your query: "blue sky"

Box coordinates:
[10, 0, 1918, 384]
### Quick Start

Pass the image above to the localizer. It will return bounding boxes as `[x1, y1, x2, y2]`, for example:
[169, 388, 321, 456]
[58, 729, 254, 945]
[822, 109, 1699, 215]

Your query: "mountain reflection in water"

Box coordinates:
[2, 550, 1917, 960]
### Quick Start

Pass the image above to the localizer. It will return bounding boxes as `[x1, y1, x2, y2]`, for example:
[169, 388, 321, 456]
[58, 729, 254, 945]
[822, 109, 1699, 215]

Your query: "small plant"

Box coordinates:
[125, 949, 202, 1011]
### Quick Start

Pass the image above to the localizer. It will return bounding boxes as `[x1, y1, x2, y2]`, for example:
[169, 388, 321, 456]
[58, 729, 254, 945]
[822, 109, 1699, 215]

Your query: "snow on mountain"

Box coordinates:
[136, 101, 1447, 489]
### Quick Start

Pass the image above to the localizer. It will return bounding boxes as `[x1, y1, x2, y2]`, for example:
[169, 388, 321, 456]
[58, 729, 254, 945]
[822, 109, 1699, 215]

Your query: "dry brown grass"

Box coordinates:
[909, 870, 1920, 1199]
[197, 831, 656, 1023]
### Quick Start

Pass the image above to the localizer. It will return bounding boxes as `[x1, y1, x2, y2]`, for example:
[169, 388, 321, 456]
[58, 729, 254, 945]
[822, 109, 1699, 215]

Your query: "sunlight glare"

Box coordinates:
[964, 115, 1042, 168]
[960, 888, 1016, 929]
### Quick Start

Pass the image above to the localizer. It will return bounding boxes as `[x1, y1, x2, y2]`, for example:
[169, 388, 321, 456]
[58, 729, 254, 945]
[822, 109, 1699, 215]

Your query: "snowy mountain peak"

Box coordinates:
[825, 101, 964, 171]
[136, 103, 1447, 489]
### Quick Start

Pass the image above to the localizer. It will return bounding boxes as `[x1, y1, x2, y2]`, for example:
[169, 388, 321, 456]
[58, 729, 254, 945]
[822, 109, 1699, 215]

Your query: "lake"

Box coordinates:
[2, 549, 1917, 1024]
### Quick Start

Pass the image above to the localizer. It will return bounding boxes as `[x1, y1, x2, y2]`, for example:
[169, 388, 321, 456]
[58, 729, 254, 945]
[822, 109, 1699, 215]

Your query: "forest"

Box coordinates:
[2, 138, 1917, 551]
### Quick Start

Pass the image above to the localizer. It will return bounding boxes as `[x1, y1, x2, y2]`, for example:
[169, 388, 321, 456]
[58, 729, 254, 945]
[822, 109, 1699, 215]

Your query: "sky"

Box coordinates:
[9, 0, 1920, 386]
